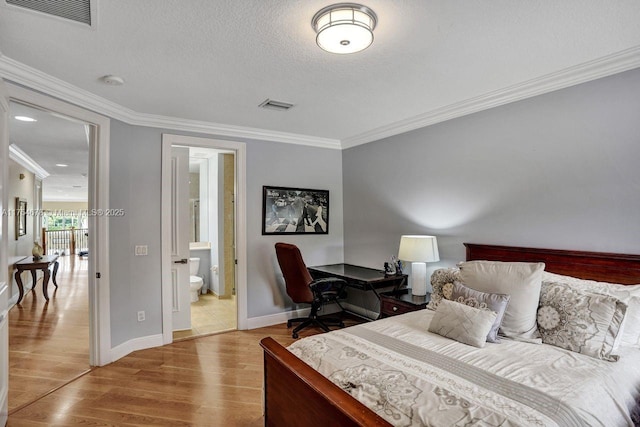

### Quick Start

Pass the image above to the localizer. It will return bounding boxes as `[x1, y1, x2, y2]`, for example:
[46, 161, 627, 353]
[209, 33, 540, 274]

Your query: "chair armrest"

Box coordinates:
[309, 277, 347, 294]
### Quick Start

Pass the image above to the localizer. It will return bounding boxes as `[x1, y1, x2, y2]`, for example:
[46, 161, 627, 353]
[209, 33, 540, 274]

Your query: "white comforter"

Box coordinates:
[288, 310, 640, 426]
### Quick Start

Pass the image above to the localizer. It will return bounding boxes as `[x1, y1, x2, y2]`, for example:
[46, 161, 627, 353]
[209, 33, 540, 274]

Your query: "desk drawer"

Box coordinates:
[380, 298, 416, 316]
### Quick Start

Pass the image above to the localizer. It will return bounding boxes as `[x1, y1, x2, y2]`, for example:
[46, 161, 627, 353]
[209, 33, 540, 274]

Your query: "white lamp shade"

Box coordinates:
[398, 235, 439, 263]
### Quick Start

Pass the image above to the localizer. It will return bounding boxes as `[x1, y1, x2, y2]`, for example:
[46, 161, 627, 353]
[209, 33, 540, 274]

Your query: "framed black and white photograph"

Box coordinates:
[262, 186, 329, 235]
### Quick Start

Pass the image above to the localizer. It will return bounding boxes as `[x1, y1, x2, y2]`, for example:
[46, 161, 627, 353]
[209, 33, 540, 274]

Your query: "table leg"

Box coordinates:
[14, 270, 24, 304]
[52, 261, 59, 288]
[42, 267, 51, 301]
[30, 269, 37, 292]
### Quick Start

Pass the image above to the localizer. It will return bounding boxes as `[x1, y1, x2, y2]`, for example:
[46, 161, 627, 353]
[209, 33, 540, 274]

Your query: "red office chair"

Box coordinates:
[275, 242, 346, 338]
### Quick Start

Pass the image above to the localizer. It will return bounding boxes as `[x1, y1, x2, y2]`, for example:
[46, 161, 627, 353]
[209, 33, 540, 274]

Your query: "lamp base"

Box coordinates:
[409, 262, 428, 296]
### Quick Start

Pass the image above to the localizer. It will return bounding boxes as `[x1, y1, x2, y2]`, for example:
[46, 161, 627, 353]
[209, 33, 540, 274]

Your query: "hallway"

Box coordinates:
[8, 255, 90, 413]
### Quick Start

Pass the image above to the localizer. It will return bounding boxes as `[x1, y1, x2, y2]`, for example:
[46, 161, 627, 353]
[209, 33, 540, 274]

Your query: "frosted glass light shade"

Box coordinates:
[398, 235, 439, 297]
[312, 3, 377, 54]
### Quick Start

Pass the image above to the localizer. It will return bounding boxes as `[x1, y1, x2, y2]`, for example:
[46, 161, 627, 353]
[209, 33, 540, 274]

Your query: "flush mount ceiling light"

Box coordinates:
[312, 3, 377, 54]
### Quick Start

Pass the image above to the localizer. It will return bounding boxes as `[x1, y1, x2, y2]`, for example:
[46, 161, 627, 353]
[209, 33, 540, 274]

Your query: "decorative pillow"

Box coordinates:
[450, 281, 510, 343]
[537, 281, 627, 361]
[428, 299, 497, 348]
[459, 261, 545, 342]
[426, 267, 460, 311]
[542, 271, 640, 348]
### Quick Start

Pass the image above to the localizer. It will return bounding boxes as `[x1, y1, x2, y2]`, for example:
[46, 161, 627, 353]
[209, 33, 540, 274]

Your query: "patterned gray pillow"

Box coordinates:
[450, 281, 510, 343]
[426, 267, 460, 311]
[537, 281, 627, 362]
[428, 299, 497, 348]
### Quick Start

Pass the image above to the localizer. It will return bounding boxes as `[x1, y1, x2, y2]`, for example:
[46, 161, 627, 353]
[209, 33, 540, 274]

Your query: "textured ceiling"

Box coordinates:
[1, 1, 640, 146]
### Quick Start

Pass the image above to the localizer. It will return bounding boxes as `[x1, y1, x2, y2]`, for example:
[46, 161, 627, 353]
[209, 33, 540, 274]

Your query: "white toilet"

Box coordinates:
[189, 257, 204, 302]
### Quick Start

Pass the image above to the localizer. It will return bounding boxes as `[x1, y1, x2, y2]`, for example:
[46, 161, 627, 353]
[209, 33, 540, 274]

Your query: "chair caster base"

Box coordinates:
[292, 332, 299, 339]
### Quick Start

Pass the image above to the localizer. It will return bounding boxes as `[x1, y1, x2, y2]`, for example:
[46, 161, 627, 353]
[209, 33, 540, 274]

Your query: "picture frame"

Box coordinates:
[15, 197, 27, 239]
[262, 186, 329, 235]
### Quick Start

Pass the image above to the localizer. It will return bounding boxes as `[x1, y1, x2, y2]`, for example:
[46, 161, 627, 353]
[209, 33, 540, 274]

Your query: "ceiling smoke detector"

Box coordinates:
[101, 75, 125, 86]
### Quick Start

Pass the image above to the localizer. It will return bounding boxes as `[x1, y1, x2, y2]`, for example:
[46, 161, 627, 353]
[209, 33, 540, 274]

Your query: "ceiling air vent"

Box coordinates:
[259, 99, 294, 112]
[6, 0, 92, 26]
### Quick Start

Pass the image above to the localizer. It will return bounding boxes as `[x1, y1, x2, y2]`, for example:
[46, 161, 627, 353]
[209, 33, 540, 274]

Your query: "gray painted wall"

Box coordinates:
[342, 69, 640, 275]
[109, 124, 163, 346]
[108, 123, 343, 346]
[246, 141, 344, 318]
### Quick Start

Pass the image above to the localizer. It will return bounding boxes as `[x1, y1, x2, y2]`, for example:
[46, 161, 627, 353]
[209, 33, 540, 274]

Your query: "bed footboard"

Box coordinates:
[260, 337, 391, 427]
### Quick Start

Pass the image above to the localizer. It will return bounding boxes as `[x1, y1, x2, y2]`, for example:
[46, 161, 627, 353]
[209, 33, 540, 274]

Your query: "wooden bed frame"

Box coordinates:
[260, 243, 640, 426]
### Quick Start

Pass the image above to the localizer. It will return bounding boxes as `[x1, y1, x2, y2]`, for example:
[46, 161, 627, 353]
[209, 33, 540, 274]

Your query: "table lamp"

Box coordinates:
[398, 235, 439, 296]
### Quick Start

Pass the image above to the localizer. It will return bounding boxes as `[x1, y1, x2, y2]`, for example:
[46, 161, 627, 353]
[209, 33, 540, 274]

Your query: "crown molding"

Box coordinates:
[342, 45, 640, 149]
[9, 143, 50, 179]
[0, 55, 342, 150]
[2, 47, 639, 152]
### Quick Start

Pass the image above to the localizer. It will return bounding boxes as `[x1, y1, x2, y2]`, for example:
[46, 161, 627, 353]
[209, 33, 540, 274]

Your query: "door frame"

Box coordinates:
[6, 83, 112, 366]
[1, 78, 10, 427]
[161, 134, 247, 344]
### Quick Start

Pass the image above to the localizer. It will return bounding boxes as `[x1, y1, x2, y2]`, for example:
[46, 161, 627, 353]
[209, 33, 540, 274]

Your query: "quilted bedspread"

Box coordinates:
[288, 310, 640, 426]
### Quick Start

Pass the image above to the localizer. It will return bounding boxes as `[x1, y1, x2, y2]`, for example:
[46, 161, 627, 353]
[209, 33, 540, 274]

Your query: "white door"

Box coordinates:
[0, 79, 10, 425]
[170, 147, 191, 331]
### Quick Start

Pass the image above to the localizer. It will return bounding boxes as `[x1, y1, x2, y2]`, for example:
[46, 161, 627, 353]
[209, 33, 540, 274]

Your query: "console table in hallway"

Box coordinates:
[14, 254, 60, 304]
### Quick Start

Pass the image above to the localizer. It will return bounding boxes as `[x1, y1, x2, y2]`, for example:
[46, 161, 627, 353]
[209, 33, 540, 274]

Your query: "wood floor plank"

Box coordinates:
[7, 256, 363, 425]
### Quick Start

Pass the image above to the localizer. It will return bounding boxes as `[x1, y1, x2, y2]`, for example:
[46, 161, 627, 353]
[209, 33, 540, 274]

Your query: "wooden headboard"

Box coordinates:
[465, 243, 640, 285]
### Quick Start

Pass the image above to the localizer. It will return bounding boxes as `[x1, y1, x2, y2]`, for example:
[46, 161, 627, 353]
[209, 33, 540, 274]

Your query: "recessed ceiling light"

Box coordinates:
[14, 116, 37, 122]
[56, 163, 68, 167]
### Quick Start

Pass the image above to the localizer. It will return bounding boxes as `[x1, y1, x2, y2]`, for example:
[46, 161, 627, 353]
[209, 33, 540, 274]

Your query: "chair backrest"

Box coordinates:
[275, 242, 314, 304]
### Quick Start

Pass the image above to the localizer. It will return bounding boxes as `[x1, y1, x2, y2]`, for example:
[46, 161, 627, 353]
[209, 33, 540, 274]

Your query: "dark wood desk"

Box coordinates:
[14, 254, 60, 304]
[308, 263, 407, 320]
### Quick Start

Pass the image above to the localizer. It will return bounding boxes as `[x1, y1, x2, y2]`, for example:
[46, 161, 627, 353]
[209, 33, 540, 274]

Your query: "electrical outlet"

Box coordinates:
[137, 311, 145, 322]
[135, 245, 148, 256]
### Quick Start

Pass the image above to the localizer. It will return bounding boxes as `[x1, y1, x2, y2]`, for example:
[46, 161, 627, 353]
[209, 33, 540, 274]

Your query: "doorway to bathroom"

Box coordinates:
[160, 134, 246, 343]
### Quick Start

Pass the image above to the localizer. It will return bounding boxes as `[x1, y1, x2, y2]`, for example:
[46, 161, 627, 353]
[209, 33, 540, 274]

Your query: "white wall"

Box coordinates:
[342, 68, 640, 271]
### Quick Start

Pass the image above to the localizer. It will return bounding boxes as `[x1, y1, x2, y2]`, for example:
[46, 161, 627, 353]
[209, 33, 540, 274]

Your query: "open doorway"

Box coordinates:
[171, 146, 237, 339]
[6, 101, 91, 412]
[3, 84, 111, 415]
[161, 134, 247, 344]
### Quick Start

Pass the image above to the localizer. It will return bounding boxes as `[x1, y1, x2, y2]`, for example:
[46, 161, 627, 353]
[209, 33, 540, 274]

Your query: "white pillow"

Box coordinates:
[459, 260, 545, 342]
[428, 299, 497, 348]
[542, 271, 640, 348]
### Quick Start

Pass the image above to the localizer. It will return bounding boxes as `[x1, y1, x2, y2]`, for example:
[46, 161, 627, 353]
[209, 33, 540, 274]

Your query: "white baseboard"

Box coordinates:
[246, 304, 342, 330]
[109, 334, 164, 362]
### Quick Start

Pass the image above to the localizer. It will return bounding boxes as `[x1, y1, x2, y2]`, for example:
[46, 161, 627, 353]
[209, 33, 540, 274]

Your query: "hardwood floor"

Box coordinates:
[8, 274, 361, 425]
[8, 255, 90, 413]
